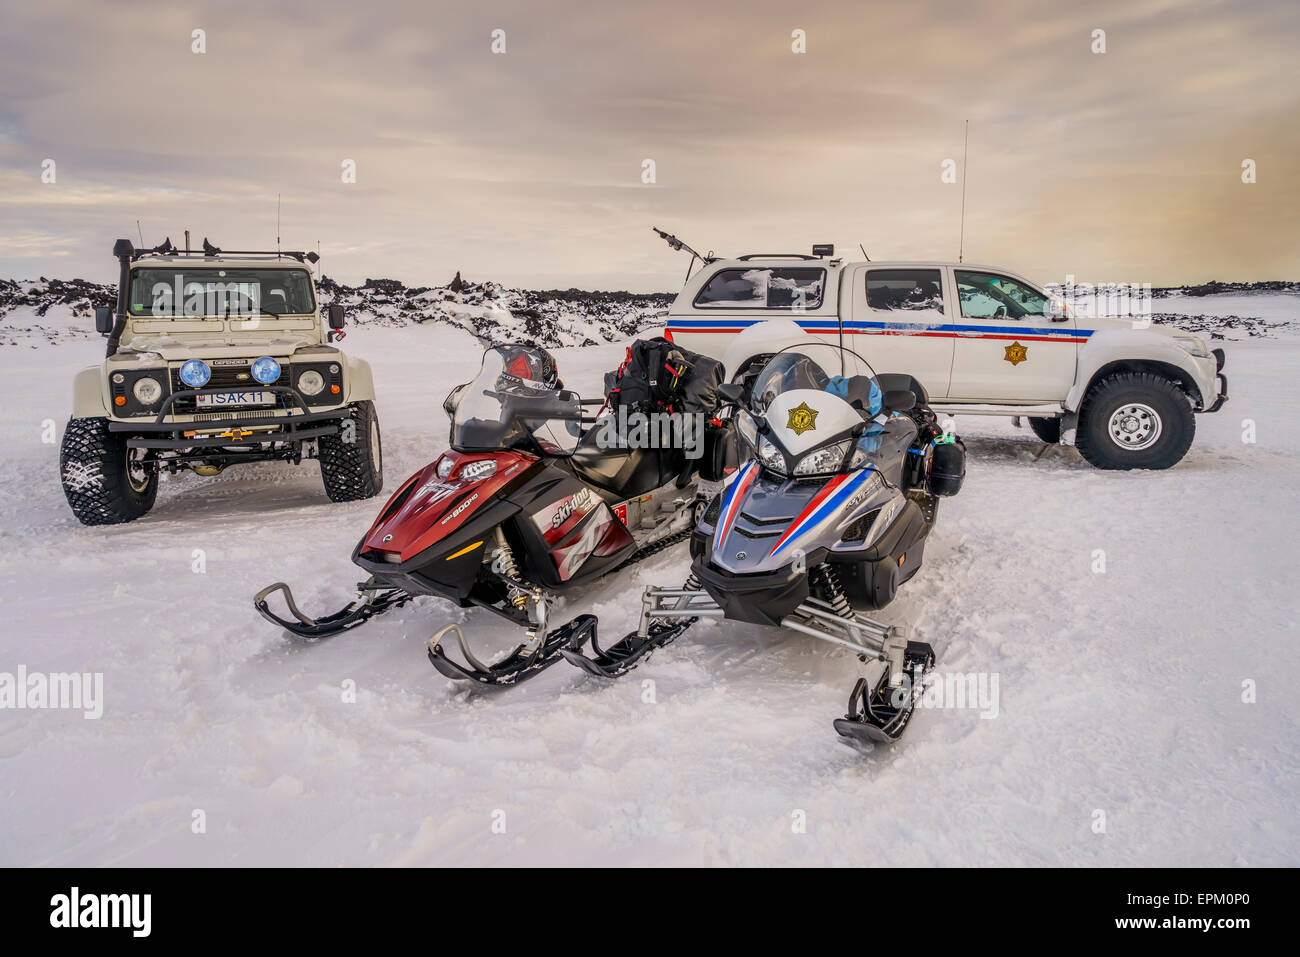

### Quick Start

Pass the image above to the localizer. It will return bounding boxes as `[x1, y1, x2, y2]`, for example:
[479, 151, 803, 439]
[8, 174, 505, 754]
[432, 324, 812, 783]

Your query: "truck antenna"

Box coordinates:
[859, 243, 870, 262]
[958, 119, 969, 263]
[651, 226, 711, 283]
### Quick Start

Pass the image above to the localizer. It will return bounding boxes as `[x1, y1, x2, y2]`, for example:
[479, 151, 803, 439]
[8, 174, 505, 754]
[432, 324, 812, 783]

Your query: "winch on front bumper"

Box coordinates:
[107, 384, 347, 450]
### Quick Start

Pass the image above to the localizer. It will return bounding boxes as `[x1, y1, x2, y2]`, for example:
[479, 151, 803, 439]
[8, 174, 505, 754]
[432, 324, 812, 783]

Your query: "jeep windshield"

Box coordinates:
[128, 267, 316, 318]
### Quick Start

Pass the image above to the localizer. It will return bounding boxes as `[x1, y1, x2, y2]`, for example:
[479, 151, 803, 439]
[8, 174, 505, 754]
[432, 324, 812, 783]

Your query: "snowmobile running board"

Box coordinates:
[253, 579, 412, 640]
[572, 584, 936, 743]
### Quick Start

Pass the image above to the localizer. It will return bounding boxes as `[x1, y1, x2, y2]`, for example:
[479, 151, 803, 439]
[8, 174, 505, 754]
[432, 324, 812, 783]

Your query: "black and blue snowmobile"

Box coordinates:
[559, 340, 966, 744]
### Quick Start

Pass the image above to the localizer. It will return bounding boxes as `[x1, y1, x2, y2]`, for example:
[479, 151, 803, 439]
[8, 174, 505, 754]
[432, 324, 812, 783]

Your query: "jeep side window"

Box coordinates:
[954, 271, 1047, 320]
[694, 268, 825, 309]
[865, 269, 944, 319]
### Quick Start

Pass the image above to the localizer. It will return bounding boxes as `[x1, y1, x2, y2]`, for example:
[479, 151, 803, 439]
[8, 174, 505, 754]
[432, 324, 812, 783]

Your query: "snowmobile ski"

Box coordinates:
[832, 641, 935, 744]
[427, 613, 597, 686]
[560, 617, 696, 677]
[253, 579, 411, 640]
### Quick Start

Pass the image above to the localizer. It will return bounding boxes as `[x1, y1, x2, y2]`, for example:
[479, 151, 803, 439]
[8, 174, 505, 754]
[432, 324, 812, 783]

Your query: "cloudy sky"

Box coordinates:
[1, 0, 1296, 290]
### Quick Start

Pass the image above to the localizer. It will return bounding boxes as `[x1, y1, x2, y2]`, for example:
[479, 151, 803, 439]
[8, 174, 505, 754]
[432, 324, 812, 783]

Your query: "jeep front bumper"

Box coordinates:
[108, 385, 348, 449]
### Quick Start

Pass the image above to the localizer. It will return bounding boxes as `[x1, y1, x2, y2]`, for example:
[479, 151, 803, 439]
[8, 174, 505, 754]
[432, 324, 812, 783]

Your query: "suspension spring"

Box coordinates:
[491, 529, 528, 608]
[817, 566, 852, 618]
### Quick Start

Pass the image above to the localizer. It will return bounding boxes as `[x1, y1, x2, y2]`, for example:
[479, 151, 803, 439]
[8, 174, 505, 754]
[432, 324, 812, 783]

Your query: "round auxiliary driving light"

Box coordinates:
[297, 370, 325, 396]
[251, 356, 281, 385]
[179, 359, 211, 388]
[132, 377, 163, 405]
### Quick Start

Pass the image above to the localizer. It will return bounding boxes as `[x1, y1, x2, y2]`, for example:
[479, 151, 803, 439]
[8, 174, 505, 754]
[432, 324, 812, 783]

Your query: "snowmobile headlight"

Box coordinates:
[793, 440, 850, 476]
[179, 359, 211, 388]
[1174, 336, 1210, 359]
[736, 410, 759, 450]
[436, 456, 455, 480]
[297, 370, 326, 396]
[757, 435, 786, 473]
[131, 376, 163, 405]
[250, 356, 282, 384]
[459, 459, 497, 482]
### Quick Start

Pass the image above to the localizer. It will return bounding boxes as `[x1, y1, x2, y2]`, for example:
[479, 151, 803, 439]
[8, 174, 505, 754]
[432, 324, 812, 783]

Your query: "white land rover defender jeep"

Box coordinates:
[60, 238, 384, 525]
[664, 248, 1227, 470]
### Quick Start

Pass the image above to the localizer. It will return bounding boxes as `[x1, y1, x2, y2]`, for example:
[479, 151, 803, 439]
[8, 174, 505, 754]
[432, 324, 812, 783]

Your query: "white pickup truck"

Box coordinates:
[663, 251, 1227, 470]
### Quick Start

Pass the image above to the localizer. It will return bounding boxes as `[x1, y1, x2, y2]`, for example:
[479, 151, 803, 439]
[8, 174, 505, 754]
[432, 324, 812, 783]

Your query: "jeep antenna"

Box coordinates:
[652, 226, 711, 283]
[958, 119, 969, 264]
[276, 193, 281, 259]
[136, 220, 144, 247]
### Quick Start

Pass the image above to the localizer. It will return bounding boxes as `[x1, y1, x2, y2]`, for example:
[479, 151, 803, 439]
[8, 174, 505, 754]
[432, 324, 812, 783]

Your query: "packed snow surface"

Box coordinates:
[0, 291, 1296, 866]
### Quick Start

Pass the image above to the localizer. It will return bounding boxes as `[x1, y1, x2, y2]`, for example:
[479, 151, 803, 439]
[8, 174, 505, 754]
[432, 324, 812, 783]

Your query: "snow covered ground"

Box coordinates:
[1, 293, 1297, 866]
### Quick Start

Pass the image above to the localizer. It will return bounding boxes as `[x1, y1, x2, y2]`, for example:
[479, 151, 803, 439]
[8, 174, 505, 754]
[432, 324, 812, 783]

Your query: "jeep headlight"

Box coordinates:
[757, 435, 786, 473]
[1174, 336, 1210, 359]
[793, 440, 850, 476]
[297, 370, 325, 396]
[132, 376, 163, 405]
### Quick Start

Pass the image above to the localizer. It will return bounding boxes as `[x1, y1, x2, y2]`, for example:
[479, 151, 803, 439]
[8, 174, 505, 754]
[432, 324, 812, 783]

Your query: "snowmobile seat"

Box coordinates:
[567, 427, 686, 500]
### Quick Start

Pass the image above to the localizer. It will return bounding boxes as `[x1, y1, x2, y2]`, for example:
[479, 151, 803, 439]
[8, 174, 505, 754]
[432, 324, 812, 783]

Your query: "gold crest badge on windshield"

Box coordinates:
[786, 401, 819, 435]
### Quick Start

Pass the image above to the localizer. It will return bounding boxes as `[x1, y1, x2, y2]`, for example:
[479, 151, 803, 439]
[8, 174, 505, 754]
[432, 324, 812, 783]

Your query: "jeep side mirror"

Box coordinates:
[883, 389, 916, 413]
[326, 304, 345, 329]
[94, 306, 114, 335]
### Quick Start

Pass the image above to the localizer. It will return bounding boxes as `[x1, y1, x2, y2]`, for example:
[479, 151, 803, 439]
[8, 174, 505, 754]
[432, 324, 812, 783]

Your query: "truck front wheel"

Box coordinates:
[1076, 372, 1195, 470]
[318, 400, 384, 501]
[59, 417, 158, 525]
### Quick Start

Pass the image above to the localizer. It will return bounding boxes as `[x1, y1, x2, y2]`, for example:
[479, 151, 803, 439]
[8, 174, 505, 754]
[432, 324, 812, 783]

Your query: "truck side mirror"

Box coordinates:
[326, 304, 345, 329]
[94, 306, 114, 335]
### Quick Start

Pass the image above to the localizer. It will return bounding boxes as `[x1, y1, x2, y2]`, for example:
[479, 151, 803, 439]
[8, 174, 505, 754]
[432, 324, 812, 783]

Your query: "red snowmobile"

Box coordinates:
[254, 341, 729, 685]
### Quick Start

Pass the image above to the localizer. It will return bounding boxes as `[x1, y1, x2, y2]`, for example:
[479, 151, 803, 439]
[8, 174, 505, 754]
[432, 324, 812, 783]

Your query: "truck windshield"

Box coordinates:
[128, 267, 316, 317]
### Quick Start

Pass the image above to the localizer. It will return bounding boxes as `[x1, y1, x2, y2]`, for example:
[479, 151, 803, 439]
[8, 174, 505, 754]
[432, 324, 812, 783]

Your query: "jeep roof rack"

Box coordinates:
[117, 237, 320, 265]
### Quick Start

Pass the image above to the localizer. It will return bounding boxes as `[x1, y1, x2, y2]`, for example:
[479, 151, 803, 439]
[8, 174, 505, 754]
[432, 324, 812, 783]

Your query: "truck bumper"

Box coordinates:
[108, 385, 349, 449]
[1201, 349, 1228, 413]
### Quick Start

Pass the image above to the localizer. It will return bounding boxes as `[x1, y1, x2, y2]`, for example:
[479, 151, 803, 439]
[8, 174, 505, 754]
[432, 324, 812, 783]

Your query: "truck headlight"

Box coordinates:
[297, 370, 325, 396]
[132, 376, 163, 405]
[179, 359, 211, 387]
[1174, 336, 1210, 359]
[250, 356, 282, 384]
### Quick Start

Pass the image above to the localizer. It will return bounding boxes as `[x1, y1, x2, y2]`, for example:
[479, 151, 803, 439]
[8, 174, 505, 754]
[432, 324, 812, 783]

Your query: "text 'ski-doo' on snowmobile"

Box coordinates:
[560, 340, 967, 744]
[254, 339, 733, 685]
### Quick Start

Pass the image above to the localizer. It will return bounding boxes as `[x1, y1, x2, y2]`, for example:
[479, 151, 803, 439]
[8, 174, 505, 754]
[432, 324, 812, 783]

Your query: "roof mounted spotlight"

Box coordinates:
[812, 244, 834, 258]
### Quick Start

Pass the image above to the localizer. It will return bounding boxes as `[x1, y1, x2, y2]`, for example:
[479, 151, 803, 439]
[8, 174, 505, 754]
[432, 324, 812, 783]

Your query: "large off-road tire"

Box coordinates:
[1076, 372, 1195, 470]
[318, 400, 384, 501]
[1027, 416, 1061, 444]
[59, 417, 157, 525]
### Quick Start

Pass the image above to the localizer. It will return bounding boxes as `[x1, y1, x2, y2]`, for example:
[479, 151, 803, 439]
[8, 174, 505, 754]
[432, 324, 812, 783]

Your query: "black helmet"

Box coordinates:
[493, 343, 559, 391]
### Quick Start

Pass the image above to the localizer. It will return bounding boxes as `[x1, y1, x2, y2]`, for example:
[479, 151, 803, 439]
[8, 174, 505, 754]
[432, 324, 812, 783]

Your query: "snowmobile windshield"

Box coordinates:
[750, 342, 880, 416]
[449, 347, 580, 452]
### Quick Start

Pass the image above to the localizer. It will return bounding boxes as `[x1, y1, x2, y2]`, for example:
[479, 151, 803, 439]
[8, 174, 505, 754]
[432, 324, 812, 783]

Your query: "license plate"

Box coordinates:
[195, 391, 274, 408]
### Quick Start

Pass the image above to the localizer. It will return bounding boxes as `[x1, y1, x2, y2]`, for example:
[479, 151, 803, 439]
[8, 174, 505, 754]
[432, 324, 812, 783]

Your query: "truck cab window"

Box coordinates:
[955, 271, 1047, 319]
